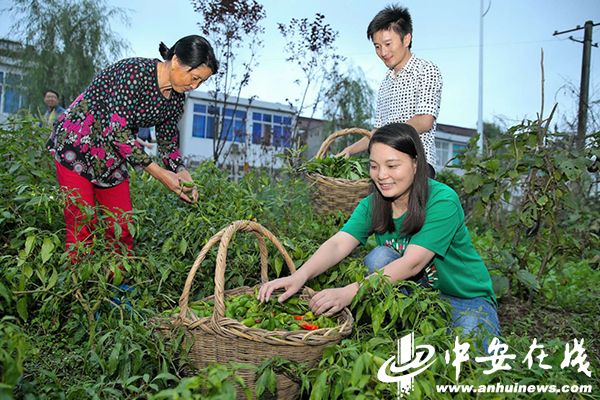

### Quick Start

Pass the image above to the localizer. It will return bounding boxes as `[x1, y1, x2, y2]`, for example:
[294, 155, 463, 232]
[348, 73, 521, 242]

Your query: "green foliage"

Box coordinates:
[278, 13, 344, 139]
[2, 0, 130, 108]
[322, 67, 375, 154]
[0, 115, 598, 398]
[0, 317, 26, 396]
[435, 169, 462, 195]
[300, 156, 370, 180]
[457, 110, 600, 303]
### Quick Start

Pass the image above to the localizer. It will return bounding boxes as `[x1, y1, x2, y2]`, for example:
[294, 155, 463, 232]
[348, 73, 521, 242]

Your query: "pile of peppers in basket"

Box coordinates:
[168, 291, 339, 332]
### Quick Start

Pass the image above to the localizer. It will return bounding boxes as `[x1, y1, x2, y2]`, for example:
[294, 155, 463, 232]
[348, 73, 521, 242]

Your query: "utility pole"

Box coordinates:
[554, 21, 599, 149]
[477, 0, 491, 154]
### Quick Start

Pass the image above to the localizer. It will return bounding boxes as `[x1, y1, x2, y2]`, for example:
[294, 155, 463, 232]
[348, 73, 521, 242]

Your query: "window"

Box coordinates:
[192, 103, 246, 142]
[1, 72, 25, 114]
[435, 140, 450, 167]
[251, 112, 292, 147]
[452, 143, 467, 165]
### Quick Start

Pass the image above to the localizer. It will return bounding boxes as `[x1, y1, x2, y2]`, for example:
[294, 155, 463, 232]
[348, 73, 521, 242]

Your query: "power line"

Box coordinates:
[554, 20, 599, 149]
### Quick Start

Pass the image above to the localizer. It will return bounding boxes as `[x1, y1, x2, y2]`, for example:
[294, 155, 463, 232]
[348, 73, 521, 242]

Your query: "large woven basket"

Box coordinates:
[160, 220, 354, 400]
[305, 127, 372, 215]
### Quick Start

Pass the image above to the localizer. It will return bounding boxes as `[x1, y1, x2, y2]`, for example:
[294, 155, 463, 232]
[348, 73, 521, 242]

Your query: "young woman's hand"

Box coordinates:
[257, 273, 306, 303]
[335, 147, 352, 159]
[309, 284, 358, 316]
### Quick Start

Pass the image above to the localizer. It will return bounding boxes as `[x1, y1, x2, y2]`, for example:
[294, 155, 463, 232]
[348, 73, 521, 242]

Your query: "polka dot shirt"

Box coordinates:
[375, 54, 443, 166]
[47, 58, 186, 187]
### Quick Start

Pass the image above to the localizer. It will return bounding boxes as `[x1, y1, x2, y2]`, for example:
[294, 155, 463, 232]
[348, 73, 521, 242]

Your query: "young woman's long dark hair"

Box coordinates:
[368, 123, 429, 236]
[158, 35, 219, 74]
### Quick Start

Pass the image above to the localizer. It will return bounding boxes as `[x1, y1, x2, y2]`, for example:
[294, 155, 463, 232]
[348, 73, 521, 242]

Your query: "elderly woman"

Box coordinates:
[47, 35, 218, 260]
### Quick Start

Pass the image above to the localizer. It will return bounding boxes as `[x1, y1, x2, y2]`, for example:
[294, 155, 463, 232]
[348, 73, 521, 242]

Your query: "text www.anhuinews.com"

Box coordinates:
[436, 383, 593, 394]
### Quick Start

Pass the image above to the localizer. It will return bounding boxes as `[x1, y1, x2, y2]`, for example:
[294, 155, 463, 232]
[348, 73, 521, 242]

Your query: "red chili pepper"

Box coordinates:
[293, 315, 304, 320]
[300, 322, 319, 331]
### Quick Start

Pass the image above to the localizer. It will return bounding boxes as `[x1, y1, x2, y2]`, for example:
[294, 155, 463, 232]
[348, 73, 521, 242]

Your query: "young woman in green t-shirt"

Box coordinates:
[258, 123, 500, 350]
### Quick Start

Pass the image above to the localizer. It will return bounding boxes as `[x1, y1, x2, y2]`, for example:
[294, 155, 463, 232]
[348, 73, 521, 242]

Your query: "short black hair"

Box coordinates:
[158, 35, 219, 75]
[44, 90, 60, 98]
[367, 4, 413, 49]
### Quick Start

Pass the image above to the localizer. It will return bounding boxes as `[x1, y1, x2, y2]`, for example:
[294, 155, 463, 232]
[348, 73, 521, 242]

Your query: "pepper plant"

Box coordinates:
[455, 106, 600, 303]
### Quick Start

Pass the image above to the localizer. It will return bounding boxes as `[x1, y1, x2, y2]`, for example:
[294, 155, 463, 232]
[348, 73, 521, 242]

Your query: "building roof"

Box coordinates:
[188, 90, 295, 114]
[437, 123, 476, 138]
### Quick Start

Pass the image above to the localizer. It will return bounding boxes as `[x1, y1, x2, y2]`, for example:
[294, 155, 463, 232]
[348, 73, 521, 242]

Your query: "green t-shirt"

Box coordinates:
[341, 179, 497, 307]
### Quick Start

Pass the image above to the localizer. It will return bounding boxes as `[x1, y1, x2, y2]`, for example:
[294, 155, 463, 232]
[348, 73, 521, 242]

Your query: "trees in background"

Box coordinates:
[190, 0, 266, 165]
[321, 67, 375, 154]
[2, 0, 130, 112]
[278, 13, 343, 146]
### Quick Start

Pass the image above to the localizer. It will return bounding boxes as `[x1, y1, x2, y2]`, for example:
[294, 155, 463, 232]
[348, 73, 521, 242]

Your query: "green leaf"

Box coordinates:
[371, 303, 385, 335]
[179, 238, 187, 256]
[480, 182, 495, 202]
[0, 281, 10, 302]
[516, 269, 540, 291]
[536, 195, 548, 206]
[162, 237, 172, 254]
[254, 368, 268, 397]
[519, 203, 537, 228]
[108, 344, 122, 375]
[266, 369, 277, 395]
[17, 297, 28, 321]
[46, 268, 58, 290]
[40, 236, 55, 264]
[309, 370, 328, 400]
[484, 159, 500, 172]
[351, 353, 365, 385]
[558, 158, 587, 181]
[22, 265, 33, 279]
[152, 372, 178, 383]
[25, 235, 36, 256]
[274, 257, 283, 278]
[463, 173, 483, 194]
[491, 275, 509, 298]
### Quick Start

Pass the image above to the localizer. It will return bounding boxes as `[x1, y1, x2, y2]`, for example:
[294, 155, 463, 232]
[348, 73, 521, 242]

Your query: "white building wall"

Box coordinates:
[434, 128, 474, 175]
[178, 90, 296, 174]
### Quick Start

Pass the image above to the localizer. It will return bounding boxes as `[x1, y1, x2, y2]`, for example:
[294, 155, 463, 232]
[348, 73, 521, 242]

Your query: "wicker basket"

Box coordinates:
[305, 127, 372, 215]
[158, 220, 354, 400]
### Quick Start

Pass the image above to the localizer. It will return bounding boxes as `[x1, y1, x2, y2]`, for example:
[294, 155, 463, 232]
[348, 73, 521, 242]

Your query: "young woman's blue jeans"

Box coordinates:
[364, 246, 501, 353]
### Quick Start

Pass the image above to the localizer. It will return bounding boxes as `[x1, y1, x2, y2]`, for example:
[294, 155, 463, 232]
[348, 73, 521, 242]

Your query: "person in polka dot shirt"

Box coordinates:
[47, 35, 218, 260]
[337, 5, 442, 179]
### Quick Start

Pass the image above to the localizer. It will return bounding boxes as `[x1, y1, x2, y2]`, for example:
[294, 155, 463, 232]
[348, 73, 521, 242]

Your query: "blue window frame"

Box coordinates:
[222, 107, 247, 143]
[251, 112, 293, 148]
[2, 73, 24, 114]
[452, 143, 467, 165]
[192, 102, 218, 139]
[0, 71, 3, 112]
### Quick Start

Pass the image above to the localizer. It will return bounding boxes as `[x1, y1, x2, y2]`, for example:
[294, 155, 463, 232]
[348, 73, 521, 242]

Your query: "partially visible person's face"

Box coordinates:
[170, 56, 213, 93]
[369, 142, 416, 202]
[372, 29, 411, 73]
[44, 92, 59, 109]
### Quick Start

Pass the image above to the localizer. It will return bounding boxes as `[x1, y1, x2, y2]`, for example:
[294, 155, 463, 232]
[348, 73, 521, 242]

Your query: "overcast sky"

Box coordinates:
[2, 0, 599, 131]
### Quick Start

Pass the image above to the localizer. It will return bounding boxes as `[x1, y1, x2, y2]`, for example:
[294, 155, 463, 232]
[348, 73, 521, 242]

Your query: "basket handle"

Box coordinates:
[315, 127, 372, 159]
[178, 220, 297, 323]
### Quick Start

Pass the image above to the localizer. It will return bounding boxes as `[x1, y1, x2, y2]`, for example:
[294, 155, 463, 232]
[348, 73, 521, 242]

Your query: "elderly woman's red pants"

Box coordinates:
[55, 160, 134, 261]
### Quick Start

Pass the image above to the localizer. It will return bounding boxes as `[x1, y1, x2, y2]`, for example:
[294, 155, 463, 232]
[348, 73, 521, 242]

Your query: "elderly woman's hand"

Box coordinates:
[144, 162, 198, 204]
[175, 170, 199, 203]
